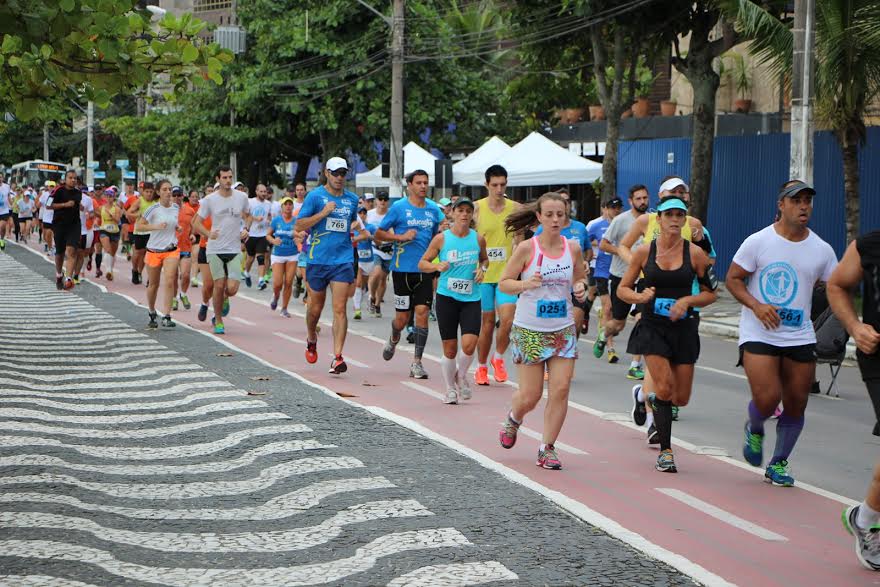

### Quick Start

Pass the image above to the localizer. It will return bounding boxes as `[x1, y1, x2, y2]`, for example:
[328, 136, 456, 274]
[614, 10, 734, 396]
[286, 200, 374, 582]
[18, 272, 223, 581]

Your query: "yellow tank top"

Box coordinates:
[476, 197, 516, 283]
[100, 203, 120, 233]
[644, 212, 693, 244]
[133, 198, 157, 235]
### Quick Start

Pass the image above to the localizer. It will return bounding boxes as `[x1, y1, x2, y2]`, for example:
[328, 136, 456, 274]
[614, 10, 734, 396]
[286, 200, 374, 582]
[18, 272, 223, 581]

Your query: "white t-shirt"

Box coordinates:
[248, 198, 272, 238]
[366, 208, 390, 260]
[197, 190, 249, 255]
[0, 183, 10, 214]
[39, 191, 53, 222]
[733, 225, 838, 347]
[270, 200, 281, 218]
[79, 195, 94, 235]
[143, 203, 180, 251]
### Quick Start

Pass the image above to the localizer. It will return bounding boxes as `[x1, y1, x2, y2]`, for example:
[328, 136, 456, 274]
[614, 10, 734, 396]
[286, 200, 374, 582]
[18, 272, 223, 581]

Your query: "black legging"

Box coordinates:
[11, 212, 19, 241]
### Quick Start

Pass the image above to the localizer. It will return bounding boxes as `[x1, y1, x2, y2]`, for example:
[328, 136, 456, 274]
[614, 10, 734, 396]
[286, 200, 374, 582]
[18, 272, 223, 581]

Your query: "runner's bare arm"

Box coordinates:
[569, 241, 588, 302]
[725, 261, 780, 329]
[828, 241, 880, 354]
[475, 235, 488, 283]
[499, 240, 538, 295]
[684, 245, 717, 309]
[417, 233, 446, 273]
[617, 246, 652, 305]
[618, 214, 649, 266]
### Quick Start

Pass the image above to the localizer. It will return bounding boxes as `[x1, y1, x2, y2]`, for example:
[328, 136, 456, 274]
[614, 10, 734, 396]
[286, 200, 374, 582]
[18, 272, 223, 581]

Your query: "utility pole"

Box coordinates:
[86, 101, 94, 186]
[790, 0, 815, 184]
[42, 124, 49, 161]
[389, 0, 405, 198]
[137, 94, 145, 183]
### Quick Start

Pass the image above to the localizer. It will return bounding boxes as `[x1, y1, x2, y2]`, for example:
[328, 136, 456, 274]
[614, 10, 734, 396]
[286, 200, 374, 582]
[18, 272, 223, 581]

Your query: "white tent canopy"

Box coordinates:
[355, 141, 438, 188]
[452, 136, 511, 186]
[459, 132, 602, 187]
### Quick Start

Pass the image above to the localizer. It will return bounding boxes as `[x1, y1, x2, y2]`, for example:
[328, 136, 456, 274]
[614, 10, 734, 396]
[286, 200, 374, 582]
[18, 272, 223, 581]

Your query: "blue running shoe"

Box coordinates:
[244, 273, 252, 288]
[742, 421, 763, 467]
[197, 304, 208, 322]
[222, 297, 230, 317]
[764, 460, 794, 487]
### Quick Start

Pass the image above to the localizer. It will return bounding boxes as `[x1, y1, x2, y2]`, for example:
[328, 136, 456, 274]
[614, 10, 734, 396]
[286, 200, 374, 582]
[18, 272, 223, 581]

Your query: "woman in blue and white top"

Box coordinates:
[496, 192, 588, 471]
[419, 198, 488, 405]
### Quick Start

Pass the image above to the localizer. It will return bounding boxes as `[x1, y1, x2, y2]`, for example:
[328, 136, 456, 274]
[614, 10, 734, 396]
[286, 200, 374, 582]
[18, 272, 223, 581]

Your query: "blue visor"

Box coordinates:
[657, 198, 687, 213]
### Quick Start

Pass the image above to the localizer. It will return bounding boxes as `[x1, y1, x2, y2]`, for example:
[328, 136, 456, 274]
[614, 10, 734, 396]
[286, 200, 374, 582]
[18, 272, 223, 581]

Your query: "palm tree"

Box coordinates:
[723, 0, 880, 242]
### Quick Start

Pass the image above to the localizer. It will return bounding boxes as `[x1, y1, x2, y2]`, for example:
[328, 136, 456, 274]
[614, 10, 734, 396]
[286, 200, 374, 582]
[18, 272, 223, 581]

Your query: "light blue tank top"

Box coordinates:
[437, 229, 482, 303]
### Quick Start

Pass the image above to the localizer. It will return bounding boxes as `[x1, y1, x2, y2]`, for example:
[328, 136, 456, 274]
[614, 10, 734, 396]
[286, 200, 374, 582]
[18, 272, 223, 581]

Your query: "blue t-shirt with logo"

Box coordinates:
[270, 215, 297, 256]
[298, 185, 359, 266]
[587, 217, 612, 279]
[357, 222, 376, 262]
[379, 198, 443, 273]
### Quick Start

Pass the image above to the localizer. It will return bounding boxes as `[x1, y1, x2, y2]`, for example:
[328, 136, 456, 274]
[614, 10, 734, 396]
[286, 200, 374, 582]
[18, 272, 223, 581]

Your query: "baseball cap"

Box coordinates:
[656, 197, 688, 213]
[778, 180, 816, 200]
[452, 198, 474, 209]
[358, 206, 367, 213]
[172, 185, 183, 194]
[376, 191, 389, 200]
[364, 192, 375, 200]
[326, 157, 349, 172]
[604, 196, 623, 208]
[658, 177, 689, 194]
[280, 196, 294, 205]
[233, 181, 244, 189]
[86, 185, 94, 192]
[439, 197, 452, 206]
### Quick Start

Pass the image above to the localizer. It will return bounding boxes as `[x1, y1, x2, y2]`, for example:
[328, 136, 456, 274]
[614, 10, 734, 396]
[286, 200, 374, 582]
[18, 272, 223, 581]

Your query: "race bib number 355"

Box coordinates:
[326, 217, 348, 232]
[537, 299, 566, 319]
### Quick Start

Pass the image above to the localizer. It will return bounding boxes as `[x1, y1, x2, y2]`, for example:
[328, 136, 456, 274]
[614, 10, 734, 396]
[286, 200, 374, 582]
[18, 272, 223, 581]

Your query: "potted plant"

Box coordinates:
[660, 99, 677, 116]
[732, 53, 753, 113]
[632, 67, 655, 118]
[586, 79, 605, 121]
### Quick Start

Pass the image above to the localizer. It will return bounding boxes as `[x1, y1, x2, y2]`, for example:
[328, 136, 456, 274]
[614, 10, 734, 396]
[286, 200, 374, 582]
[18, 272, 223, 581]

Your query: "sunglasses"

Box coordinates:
[329, 169, 348, 178]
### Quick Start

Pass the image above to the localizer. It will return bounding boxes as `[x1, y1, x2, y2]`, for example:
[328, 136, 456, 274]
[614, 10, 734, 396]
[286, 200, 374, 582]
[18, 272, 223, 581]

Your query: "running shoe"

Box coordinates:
[409, 362, 428, 379]
[671, 405, 680, 421]
[842, 505, 880, 571]
[580, 317, 589, 335]
[171, 297, 178, 311]
[626, 366, 645, 380]
[646, 423, 660, 446]
[656, 449, 677, 473]
[0, 239, 5, 251]
[222, 297, 230, 316]
[305, 340, 318, 364]
[353, 310, 362, 320]
[536, 444, 562, 470]
[147, 311, 158, 329]
[213, 321, 225, 335]
[192, 276, 202, 287]
[95, 269, 103, 278]
[280, 309, 291, 318]
[244, 272, 252, 288]
[63, 277, 74, 290]
[631, 384, 646, 426]
[772, 404, 783, 419]
[86, 258, 92, 271]
[197, 304, 208, 322]
[459, 377, 472, 400]
[329, 356, 348, 374]
[429, 308, 436, 322]
[443, 389, 458, 405]
[106, 272, 113, 282]
[764, 460, 794, 487]
[161, 315, 176, 328]
[270, 296, 278, 311]
[475, 365, 490, 386]
[607, 348, 619, 364]
[55, 276, 63, 290]
[369, 302, 377, 317]
[73, 275, 80, 285]
[593, 336, 606, 358]
[375, 308, 382, 319]
[258, 279, 268, 291]
[180, 294, 191, 310]
[742, 421, 764, 467]
[490, 357, 508, 383]
[499, 414, 520, 449]
[382, 336, 399, 361]
[132, 270, 140, 285]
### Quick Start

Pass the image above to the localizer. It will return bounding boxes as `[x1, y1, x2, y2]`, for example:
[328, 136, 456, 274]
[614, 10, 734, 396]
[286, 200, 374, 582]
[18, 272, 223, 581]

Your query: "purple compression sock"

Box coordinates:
[748, 400, 770, 435]
[770, 413, 804, 464]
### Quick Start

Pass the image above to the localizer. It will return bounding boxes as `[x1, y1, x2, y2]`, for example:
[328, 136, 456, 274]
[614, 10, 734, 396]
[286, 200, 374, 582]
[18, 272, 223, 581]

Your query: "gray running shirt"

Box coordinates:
[603, 210, 641, 278]
[198, 190, 249, 254]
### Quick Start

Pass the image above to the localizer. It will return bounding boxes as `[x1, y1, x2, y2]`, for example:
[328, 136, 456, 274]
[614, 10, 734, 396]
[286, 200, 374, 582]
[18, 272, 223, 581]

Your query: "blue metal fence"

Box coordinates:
[616, 127, 880, 277]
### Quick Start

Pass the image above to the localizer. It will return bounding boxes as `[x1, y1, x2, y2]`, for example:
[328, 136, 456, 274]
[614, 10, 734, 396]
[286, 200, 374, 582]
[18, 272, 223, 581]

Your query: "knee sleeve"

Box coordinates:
[256, 255, 265, 266]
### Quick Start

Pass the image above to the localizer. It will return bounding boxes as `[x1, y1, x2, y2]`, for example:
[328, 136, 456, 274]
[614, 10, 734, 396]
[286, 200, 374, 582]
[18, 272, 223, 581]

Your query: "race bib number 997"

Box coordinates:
[446, 278, 473, 296]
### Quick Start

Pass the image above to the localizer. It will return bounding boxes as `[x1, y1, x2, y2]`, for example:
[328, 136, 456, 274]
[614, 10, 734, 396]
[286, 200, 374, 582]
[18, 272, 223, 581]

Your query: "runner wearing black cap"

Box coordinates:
[727, 180, 838, 487]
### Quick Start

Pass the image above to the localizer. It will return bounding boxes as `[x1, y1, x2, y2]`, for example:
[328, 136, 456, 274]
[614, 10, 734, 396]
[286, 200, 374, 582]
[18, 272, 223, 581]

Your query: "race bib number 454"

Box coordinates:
[487, 247, 507, 261]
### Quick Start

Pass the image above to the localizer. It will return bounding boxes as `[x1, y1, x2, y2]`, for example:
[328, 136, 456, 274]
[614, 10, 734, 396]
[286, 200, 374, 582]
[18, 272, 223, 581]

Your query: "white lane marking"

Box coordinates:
[1, 457, 364, 500]
[0, 381, 234, 401]
[0, 530, 468, 586]
[0, 477, 394, 520]
[274, 331, 304, 345]
[655, 488, 788, 542]
[366, 406, 736, 587]
[0, 531, 469, 585]
[0, 576, 98, 587]
[695, 364, 747, 380]
[0, 390, 245, 413]
[230, 316, 256, 326]
[387, 561, 519, 586]
[0, 401, 268, 424]
[0, 500, 432, 553]
[0, 440, 323, 476]
[401, 382, 587, 456]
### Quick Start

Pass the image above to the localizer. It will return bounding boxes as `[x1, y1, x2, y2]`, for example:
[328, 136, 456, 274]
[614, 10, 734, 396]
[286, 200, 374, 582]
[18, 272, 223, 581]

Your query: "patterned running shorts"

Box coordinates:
[511, 324, 578, 365]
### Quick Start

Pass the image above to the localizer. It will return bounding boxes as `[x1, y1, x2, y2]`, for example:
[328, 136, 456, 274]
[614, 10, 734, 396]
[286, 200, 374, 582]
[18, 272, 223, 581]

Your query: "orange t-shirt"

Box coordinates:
[178, 202, 199, 253]
[89, 197, 106, 230]
[198, 216, 213, 248]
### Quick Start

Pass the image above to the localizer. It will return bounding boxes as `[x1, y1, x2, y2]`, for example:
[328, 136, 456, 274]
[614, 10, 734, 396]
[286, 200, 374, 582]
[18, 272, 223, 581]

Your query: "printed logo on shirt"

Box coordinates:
[759, 261, 799, 306]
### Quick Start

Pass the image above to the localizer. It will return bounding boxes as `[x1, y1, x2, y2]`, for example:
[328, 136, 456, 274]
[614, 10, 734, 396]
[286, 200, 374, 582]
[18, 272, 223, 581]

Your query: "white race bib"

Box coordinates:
[487, 247, 507, 261]
[446, 277, 473, 296]
[326, 217, 348, 232]
[101, 223, 119, 233]
[394, 294, 410, 310]
[358, 249, 372, 259]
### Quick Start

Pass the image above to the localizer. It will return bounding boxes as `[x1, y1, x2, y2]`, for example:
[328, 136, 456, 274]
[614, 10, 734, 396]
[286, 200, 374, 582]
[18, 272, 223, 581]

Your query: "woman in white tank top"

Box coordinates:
[496, 192, 588, 470]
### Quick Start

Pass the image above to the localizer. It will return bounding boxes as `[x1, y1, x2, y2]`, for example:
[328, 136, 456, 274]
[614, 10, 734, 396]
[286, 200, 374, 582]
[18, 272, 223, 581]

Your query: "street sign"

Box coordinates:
[123, 171, 136, 180]
[116, 159, 129, 169]
[87, 161, 99, 170]
[93, 171, 106, 179]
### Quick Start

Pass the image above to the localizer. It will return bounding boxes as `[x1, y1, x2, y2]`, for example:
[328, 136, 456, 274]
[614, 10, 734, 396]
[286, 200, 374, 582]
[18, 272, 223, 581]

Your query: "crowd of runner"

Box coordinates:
[2, 159, 879, 572]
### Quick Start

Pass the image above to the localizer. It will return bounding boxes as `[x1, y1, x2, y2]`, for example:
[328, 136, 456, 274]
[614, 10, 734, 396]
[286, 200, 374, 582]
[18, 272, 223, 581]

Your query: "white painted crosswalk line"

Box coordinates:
[0, 356, 192, 372]
[1, 380, 234, 401]
[0, 401, 269, 424]
[0, 500, 433, 552]
[0, 372, 218, 391]
[387, 561, 519, 586]
[0, 576, 99, 587]
[0, 390, 245, 412]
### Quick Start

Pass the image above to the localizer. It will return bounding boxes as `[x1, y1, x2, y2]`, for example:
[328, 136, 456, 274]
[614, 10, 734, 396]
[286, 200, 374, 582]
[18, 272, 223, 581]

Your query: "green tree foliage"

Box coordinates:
[0, 0, 232, 121]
